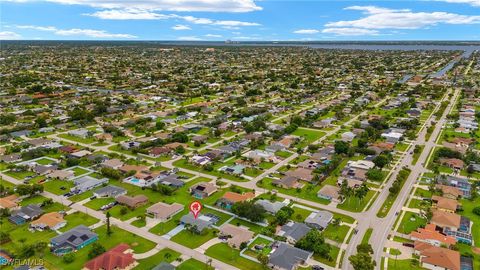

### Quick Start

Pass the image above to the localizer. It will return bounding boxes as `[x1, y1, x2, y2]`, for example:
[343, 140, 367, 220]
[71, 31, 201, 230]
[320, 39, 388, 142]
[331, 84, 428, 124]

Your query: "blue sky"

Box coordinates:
[1, 0, 479, 40]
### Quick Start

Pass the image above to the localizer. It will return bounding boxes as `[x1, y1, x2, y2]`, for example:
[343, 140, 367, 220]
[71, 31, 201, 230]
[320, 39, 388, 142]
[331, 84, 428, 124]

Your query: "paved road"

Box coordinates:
[341, 87, 459, 269]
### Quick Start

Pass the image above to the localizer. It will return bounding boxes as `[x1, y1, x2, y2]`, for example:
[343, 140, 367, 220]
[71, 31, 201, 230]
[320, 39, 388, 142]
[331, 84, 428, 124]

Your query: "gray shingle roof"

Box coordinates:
[269, 242, 313, 270]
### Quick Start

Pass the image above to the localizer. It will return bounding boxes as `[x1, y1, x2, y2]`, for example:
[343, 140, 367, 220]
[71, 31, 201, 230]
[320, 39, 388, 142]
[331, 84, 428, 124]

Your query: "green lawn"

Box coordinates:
[173, 159, 248, 182]
[5, 170, 35, 180]
[171, 229, 216, 249]
[257, 177, 330, 205]
[36, 158, 55, 165]
[397, 212, 427, 234]
[323, 224, 350, 243]
[313, 245, 339, 267]
[43, 179, 74, 195]
[58, 133, 96, 144]
[411, 145, 424, 165]
[228, 218, 268, 235]
[1, 222, 156, 270]
[205, 243, 263, 270]
[177, 258, 212, 270]
[71, 167, 90, 176]
[133, 248, 180, 269]
[60, 211, 99, 232]
[387, 259, 425, 270]
[291, 128, 326, 148]
[459, 197, 480, 246]
[362, 228, 373, 244]
[338, 190, 376, 212]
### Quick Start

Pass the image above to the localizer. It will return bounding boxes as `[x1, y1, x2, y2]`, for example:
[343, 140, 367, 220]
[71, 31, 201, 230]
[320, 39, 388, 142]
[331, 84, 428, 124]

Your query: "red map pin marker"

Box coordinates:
[189, 201, 202, 219]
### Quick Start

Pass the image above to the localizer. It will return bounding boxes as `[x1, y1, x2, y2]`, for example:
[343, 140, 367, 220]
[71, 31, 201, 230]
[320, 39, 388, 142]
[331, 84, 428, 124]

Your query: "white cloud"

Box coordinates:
[172, 24, 191, 30]
[205, 34, 222, 38]
[0, 31, 21, 39]
[177, 36, 202, 41]
[55, 28, 136, 38]
[293, 29, 319, 34]
[8, 0, 262, 12]
[326, 5, 480, 29]
[85, 10, 260, 28]
[16, 25, 58, 31]
[322, 28, 379, 36]
[15, 24, 136, 38]
[435, 0, 480, 7]
[86, 9, 170, 20]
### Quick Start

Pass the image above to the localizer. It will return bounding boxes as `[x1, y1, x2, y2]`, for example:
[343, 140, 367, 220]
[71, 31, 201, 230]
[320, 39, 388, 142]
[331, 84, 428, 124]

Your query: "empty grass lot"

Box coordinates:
[205, 243, 263, 270]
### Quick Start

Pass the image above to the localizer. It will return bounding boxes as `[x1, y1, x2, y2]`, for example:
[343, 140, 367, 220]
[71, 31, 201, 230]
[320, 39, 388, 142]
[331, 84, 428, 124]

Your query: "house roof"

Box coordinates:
[13, 204, 43, 219]
[147, 202, 184, 219]
[221, 191, 255, 203]
[410, 224, 456, 246]
[94, 185, 126, 197]
[305, 211, 333, 228]
[431, 210, 461, 228]
[280, 221, 311, 242]
[219, 223, 254, 248]
[272, 176, 299, 188]
[180, 213, 213, 231]
[116, 195, 148, 208]
[101, 159, 124, 168]
[414, 242, 460, 270]
[84, 243, 135, 270]
[51, 225, 97, 247]
[255, 199, 286, 214]
[435, 185, 463, 198]
[285, 168, 313, 182]
[31, 212, 65, 228]
[432, 195, 459, 212]
[191, 182, 217, 195]
[269, 242, 313, 270]
[0, 194, 19, 209]
[317, 185, 341, 200]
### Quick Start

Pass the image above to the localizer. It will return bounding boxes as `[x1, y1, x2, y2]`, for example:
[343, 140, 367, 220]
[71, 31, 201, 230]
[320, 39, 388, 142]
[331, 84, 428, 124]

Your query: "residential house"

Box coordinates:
[341, 132, 356, 142]
[0, 195, 20, 210]
[30, 212, 66, 231]
[305, 211, 333, 230]
[255, 199, 287, 214]
[101, 159, 124, 170]
[47, 170, 74, 180]
[410, 224, 456, 247]
[216, 191, 255, 210]
[268, 242, 312, 270]
[116, 195, 148, 209]
[218, 223, 254, 249]
[414, 242, 460, 270]
[431, 195, 459, 213]
[435, 185, 463, 200]
[272, 176, 301, 189]
[439, 158, 464, 171]
[285, 168, 314, 182]
[146, 202, 184, 222]
[180, 213, 214, 233]
[83, 243, 137, 270]
[0, 154, 22, 163]
[278, 221, 311, 244]
[68, 129, 90, 138]
[72, 176, 108, 193]
[93, 185, 126, 198]
[50, 225, 98, 255]
[190, 182, 217, 199]
[317, 185, 342, 203]
[9, 204, 43, 225]
[436, 175, 471, 198]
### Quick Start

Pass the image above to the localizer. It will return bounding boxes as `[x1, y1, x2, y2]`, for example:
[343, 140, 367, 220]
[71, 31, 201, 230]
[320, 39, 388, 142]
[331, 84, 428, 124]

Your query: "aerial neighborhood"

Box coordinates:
[0, 43, 478, 270]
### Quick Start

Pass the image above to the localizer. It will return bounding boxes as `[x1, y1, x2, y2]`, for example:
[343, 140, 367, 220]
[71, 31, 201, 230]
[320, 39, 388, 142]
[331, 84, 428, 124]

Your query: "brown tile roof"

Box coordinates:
[0, 195, 19, 209]
[432, 195, 459, 212]
[414, 242, 460, 270]
[116, 195, 148, 208]
[410, 224, 456, 246]
[31, 212, 65, 228]
[435, 185, 463, 199]
[431, 210, 461, 229]
[84, 243, 136, 270]
[222, 191, 255, 203]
